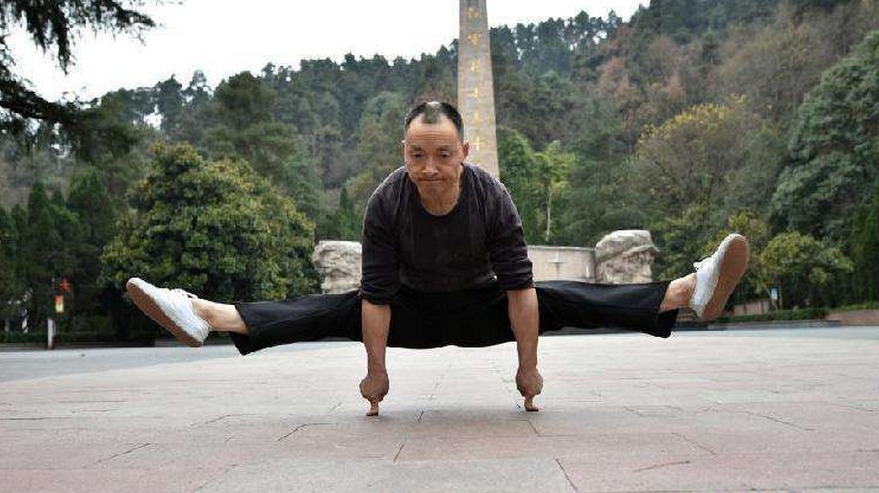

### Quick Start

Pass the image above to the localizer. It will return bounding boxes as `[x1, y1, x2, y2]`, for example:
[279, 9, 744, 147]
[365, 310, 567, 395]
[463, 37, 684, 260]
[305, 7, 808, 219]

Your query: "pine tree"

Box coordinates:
[21, 183, 59, 330]
[67, 167, 117, 317]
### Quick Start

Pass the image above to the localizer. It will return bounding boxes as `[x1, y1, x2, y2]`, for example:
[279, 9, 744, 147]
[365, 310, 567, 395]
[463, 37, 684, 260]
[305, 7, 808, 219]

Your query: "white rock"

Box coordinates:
[595, 230, 657, 284]
[311, 241, 362, 294]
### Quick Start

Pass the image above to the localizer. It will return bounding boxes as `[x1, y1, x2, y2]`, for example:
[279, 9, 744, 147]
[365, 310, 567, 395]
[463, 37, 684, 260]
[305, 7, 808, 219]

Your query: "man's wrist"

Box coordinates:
[516, 344, 538, 368]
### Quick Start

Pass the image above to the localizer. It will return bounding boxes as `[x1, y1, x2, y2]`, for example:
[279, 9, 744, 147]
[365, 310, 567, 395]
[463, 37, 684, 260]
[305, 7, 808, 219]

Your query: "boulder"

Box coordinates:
[311, 241, 362, 294]
[595, 230, 658, 284]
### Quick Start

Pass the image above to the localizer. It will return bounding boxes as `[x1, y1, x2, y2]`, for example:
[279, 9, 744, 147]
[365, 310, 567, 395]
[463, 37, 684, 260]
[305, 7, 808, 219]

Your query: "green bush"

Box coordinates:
[0, 331, 47, 344]
[715, 307, 828, 323]
[830, 301, 879, 312]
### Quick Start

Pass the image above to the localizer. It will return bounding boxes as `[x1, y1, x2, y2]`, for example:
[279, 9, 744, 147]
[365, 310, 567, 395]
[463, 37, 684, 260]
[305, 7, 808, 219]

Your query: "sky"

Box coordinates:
[8, 1, 645, 101]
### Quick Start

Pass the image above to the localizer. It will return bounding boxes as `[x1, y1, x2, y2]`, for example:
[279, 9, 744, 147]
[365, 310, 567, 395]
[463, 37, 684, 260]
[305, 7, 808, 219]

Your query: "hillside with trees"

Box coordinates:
[1, 0, 878, 338]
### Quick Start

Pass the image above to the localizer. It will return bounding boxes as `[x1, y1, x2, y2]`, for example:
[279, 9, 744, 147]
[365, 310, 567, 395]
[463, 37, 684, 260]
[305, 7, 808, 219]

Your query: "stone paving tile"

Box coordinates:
[2, 327, 879, 492]
[559, 450, 879, 492]
[396, 432, 707, 462]
[2, 466, 229, 493]
[198, 457, 576, 493]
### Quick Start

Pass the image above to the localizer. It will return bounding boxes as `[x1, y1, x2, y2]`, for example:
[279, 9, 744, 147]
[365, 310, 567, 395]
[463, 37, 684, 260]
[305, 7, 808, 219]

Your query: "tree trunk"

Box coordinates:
[544, 184, 552, 243]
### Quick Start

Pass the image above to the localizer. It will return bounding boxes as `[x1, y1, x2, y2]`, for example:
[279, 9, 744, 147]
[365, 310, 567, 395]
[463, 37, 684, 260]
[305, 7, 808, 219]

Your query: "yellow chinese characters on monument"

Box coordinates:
[457, 0, 499, 177]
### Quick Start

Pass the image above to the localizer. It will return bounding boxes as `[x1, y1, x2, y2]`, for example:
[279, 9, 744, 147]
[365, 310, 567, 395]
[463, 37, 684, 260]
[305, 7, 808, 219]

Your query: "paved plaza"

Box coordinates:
[1, 327, 878, 492]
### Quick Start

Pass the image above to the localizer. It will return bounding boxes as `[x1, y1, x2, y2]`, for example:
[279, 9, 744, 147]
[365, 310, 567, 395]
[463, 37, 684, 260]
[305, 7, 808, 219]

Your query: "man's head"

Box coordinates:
[402, 101, 469, 195]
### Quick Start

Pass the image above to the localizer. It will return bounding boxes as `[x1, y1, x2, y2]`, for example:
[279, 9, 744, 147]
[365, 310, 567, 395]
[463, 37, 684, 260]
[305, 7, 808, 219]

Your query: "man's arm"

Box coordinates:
[507, 287, 543, 412]
[360, 299, 391, 416]
[484, 180, 543, 412]
[359, 182, 400, 416]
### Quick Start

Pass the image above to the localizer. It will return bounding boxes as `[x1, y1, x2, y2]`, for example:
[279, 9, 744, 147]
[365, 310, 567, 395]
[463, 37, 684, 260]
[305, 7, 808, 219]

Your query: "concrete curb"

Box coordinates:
[707, 319, 842, 331]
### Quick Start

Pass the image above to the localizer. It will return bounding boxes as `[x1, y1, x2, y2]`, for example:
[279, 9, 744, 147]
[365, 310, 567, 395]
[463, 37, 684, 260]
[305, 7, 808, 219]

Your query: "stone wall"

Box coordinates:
[826, 309, 879, 326]
[527, 246, 595, 282]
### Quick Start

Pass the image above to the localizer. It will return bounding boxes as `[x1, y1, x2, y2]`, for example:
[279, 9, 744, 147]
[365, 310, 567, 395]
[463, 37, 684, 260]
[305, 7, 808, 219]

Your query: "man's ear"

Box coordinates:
[462, 141, 470, 160]
[400, 140, 406, 160]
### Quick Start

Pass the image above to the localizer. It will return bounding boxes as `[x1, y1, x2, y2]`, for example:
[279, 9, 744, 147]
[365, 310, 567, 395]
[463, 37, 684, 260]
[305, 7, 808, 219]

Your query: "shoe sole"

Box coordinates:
[126, 280, 202, 347]
[701, 234, 750, 321]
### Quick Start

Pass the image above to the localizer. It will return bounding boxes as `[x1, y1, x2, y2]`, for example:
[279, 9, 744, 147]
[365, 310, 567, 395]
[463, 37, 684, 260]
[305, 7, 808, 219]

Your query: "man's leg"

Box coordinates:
[659, 274, 696, 313]
[536, 280, 680, 338]
[126, 277, 362, 353]
[225, 292, 362, 355]
[537, 233, 748, 336]
[191, 299, 248, 334]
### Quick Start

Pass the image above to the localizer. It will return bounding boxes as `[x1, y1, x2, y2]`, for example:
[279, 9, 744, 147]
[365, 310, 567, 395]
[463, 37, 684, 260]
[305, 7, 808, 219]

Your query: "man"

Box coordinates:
[127, 101, 748, 416]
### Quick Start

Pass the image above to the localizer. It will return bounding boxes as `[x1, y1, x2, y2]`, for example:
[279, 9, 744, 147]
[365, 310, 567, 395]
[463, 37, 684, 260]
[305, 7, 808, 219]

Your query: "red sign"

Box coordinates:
[59, 279, 72, 293]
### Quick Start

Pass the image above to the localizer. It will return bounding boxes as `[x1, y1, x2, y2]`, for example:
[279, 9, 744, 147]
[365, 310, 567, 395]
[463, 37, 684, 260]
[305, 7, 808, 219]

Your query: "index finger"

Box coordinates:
[366, 400, 380, 417]
[524, 396, 539, 412]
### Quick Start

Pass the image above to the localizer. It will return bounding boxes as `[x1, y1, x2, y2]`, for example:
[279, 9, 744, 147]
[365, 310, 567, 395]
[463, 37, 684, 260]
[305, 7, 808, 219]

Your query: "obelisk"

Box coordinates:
[458, 0, 500, 177]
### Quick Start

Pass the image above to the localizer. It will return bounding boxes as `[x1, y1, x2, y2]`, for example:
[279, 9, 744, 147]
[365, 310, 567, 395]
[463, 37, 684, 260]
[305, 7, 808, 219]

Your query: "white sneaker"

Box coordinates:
[689, 234, 749, 321]
[126, 277, 211, 347]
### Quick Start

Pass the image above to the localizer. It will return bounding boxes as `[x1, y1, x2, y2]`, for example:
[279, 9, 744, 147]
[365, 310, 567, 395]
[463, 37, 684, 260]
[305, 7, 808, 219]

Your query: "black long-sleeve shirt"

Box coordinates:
[359, 163, 534, 304]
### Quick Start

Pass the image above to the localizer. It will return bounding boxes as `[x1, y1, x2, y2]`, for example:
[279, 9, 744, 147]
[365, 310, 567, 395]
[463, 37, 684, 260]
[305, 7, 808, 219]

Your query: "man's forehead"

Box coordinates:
[405, 117, 462, 144]
[407, 142, 457, 149]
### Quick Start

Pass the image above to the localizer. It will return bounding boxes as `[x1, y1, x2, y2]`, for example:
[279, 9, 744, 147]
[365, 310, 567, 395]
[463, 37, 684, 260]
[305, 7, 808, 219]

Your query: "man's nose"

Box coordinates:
[423, 157, 439, 176]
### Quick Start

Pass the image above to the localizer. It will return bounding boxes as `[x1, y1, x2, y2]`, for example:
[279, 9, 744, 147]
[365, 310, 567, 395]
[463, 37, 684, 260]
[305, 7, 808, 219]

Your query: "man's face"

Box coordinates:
[403, 115, 469, 195]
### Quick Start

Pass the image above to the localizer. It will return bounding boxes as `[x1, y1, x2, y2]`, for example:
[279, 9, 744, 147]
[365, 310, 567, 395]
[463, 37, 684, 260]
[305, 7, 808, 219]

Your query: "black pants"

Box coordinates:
[228, 280, 678, 355]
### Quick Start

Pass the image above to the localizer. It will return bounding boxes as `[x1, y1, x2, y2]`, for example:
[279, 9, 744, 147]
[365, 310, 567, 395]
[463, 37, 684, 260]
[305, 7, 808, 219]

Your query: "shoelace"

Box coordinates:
[169, 288, 211, 330]
[693, 252, 715, 271]
[170, 288, 199, 299]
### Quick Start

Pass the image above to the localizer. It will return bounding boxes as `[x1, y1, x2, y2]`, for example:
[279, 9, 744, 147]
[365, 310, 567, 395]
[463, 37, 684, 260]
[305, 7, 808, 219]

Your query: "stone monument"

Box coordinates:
[458, 0, 500, 177]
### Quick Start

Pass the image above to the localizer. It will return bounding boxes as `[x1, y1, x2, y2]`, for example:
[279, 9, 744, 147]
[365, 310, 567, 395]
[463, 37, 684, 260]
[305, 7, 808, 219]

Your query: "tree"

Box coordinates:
[0, 205, 19, 325]
[534, 141, 574, 243]
[771, 29, 879, 242]
[850, 179, 879, 302]
[318, 186, 361, 241]
[498, 127, 541, 243]
[0, 1, 155, 133]
[101, 143, 318, 308]
[759, 231, 852, 308]
[347, 92, 407, 210]
[556, 94, 644, 247]
[19, 182, 62, 331]
[66, 167, 117, 317]
[0, 126, 76, 207]
[633, 97, 766, 221]
[154, 77, 184, 135]
[183, 71, 325, 219]
[72, 90, 154, 199]
[711, 12, 834, 123]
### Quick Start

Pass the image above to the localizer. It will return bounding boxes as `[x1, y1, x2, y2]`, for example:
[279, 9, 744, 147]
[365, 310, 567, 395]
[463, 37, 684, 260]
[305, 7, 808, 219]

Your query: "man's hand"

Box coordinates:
[360, 370, 389, 416]
[516, 366, 543, 412]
